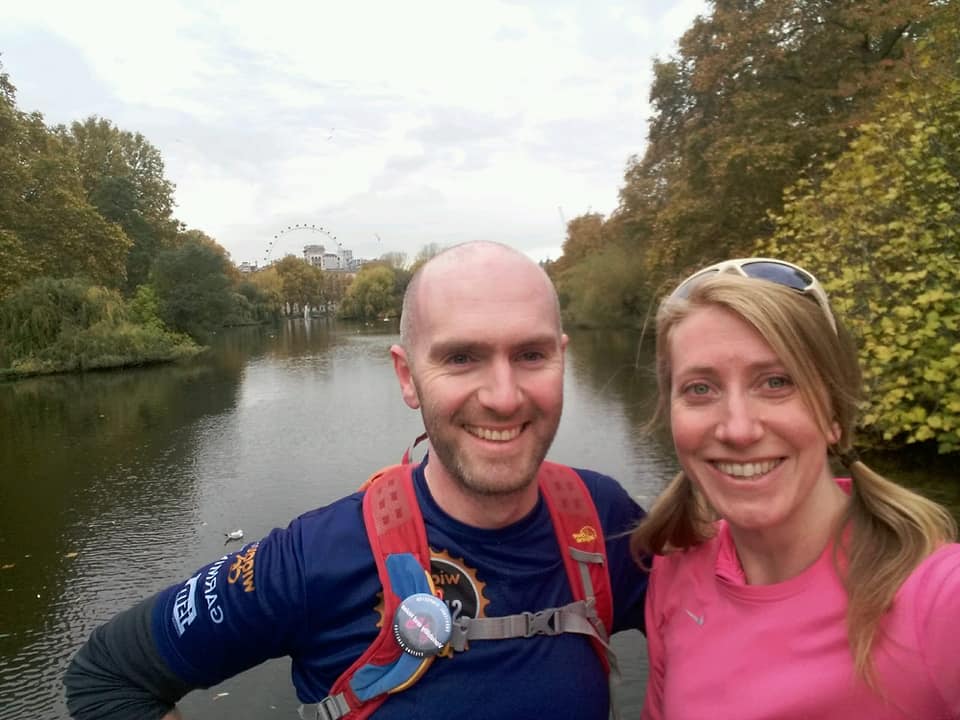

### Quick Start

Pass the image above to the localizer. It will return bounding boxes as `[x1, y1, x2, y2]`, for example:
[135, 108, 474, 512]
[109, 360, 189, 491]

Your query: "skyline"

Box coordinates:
[1, 1, 708, 266]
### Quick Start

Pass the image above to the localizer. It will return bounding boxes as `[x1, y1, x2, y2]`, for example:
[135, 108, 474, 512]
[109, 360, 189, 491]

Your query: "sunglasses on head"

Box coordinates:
[668, 257, 837, 334]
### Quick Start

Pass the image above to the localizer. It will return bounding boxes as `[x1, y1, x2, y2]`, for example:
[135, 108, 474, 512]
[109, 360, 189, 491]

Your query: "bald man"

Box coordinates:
[65, 242, 649, 720]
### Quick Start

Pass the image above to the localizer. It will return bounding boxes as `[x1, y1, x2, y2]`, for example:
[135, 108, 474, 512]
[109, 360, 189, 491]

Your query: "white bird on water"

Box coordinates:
[224, 529, 244, 545]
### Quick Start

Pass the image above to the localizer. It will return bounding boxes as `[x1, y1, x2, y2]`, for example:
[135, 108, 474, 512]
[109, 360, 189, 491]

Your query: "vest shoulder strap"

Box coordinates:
[319, 464, 428, 720]
[537, 461, 614, 666]
[312, 462, 615, 719]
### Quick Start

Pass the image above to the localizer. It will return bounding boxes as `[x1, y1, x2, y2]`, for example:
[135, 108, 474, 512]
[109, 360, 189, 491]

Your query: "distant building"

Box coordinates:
[303, 244, 326, 267]
[238, 261, 258, 273]
[302, 243, 369, 271]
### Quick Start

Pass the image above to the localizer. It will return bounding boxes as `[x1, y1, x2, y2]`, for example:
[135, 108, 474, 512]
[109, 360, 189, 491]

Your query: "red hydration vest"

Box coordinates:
[306, 461, 616, 720]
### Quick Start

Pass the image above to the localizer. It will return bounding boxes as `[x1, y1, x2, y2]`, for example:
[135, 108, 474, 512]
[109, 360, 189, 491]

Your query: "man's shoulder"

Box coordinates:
[543, 463, 644, 532]
[283, 490, 367, 546]
[562, 465, 632, 505]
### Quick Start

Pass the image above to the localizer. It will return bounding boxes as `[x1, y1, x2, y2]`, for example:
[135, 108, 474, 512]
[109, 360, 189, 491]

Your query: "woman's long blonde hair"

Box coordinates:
[631, 273, 957, 680]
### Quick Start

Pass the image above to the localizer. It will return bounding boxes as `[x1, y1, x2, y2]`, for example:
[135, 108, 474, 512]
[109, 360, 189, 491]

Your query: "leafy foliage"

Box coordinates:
[339, 264, 397, 321]
[150, 234, 235, 341]
[549, 1, 960, 454]
[759, 9, 960, 452]
[62, 117, 180, 291]
[273, 256, 325, 313]
[0, 71, 131, 296]
[0, 277, 197, 376]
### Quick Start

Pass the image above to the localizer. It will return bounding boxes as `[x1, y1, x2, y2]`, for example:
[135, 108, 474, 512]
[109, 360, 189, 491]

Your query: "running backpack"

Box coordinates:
[301, 461, 617, 720]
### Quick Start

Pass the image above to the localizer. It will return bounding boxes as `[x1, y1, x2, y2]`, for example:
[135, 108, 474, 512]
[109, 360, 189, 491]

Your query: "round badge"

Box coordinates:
[393, 593, 452, 657]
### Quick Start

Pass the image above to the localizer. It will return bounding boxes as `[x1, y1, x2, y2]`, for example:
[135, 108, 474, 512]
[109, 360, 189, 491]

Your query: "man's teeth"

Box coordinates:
[467, 425, 521, 441]
[716, 460, 779, 478]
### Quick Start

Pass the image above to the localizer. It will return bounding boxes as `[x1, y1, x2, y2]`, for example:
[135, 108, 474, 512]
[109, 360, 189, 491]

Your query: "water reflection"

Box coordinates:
[561, 328, 677, 507]
[0, 356, 247, 718]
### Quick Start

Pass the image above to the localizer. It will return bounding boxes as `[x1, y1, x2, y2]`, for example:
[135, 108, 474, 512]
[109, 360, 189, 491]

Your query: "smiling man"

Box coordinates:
[64, 241, 648, 720]
[392, 243, 567, 526]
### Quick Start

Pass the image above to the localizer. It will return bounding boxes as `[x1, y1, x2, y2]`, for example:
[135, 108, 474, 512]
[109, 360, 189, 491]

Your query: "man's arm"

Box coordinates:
[65, 593, 196, 720]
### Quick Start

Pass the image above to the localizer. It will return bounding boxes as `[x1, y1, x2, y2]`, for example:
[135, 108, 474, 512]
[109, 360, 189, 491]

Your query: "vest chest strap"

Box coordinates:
[447, 599, 610, 652]
[298, 694, 351, 720]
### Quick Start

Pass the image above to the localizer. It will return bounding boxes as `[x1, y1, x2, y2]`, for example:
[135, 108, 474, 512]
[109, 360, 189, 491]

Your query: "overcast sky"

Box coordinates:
[1, 0, 706, 266]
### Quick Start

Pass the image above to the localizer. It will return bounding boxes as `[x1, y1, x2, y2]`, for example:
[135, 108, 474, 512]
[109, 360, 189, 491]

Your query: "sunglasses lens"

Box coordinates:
[672, 269, 718, 299]
[740, 261, 813, 291]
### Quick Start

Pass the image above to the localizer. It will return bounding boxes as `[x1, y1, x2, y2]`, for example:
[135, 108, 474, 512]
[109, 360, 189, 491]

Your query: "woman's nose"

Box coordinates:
[714, 392, 764, 446]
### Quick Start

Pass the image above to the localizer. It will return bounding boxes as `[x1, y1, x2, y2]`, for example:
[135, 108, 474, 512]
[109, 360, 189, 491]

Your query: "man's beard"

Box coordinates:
[421, 407, 560, 499]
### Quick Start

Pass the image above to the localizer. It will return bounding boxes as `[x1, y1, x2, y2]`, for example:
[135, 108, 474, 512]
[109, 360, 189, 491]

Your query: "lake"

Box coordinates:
[3, 319, 957, 719]
[1, 320, 677, 719]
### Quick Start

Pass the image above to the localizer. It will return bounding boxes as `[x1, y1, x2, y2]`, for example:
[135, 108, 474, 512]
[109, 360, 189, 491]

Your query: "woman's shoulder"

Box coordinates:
[896, 542, 960, 613]
[653, 524, 724, 573]
[903, 542, 960, 587]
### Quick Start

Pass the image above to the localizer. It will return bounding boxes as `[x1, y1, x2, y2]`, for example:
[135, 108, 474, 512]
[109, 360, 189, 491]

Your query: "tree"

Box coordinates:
[339, 264, 397, 321]
[62, 117, 180, 291]
[150, 234, 234, 340]
[608, 0, 946, 293]
[549, 213, 607, 279]
[0, 276, 197, 374]
[273, 256, 324, 314]
[759, 2, 960, 452]
[0, 66, 130, 295]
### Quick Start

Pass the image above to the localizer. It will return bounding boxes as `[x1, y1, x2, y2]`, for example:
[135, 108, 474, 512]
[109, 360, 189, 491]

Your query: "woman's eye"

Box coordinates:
[766, 375, 792, 389]
[686, 382, 711, 396]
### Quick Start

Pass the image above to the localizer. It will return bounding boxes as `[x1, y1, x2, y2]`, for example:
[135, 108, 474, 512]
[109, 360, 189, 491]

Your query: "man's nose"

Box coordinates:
[477, 358, 523, 416]
[714, 392, 764, 446]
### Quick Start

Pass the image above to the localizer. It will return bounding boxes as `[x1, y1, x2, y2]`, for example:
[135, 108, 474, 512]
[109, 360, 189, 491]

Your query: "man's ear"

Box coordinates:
[391, 344, 421, 409]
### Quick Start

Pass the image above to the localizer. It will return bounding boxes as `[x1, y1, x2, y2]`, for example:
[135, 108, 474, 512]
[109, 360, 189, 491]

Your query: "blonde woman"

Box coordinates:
[632, 258, 959, 719]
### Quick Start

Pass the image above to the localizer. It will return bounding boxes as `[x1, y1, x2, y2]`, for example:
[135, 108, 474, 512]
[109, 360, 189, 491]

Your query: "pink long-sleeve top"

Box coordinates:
[643, 521, 960, 720]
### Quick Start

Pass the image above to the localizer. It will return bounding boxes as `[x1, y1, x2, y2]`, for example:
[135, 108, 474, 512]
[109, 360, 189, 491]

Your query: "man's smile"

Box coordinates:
[464, 424, 525, 442]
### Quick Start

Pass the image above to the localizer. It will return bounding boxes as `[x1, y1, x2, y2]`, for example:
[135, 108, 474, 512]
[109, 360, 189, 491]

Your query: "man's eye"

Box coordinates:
[448, 353, 471, 365]
[519, 351, 545, 362]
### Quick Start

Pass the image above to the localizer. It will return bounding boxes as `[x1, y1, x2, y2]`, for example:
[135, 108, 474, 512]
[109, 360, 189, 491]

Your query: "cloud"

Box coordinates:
[1, 0, 708, 265]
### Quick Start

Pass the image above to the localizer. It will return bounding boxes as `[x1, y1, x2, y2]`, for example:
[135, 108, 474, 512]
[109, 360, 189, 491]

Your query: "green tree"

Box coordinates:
[0, 66, 130, 296]
[759, 4, 960, 452]
[150, 233, 234, 340]
[247, 266, 284, 313]
[0, 276, 197, 375]
[339, 264, 396, 321]
[63, 117, 180, 291]
[273, 256, 324, 314]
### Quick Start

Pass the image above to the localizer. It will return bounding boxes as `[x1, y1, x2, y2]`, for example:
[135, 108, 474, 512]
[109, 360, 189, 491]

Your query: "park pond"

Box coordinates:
[1, 319, 957, 719]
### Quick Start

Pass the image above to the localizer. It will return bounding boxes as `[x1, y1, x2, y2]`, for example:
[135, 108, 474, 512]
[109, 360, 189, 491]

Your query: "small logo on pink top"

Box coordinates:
[684, 609, 704, 626]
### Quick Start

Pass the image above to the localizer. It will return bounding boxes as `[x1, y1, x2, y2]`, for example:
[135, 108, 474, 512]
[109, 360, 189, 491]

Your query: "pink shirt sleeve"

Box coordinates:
[913, 544, 960, 714]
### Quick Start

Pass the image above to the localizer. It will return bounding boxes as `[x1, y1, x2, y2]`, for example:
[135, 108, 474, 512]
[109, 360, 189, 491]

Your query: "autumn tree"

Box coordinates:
[601, 0, 948, 297]
[273, 256, 324, 314]
[0, 66, 130, 296]
[759, 3, 960, 453]
[339, 264, 396, 321]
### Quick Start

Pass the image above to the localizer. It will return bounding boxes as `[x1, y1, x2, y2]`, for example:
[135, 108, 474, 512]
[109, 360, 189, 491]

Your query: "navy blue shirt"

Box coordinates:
[150, 463, 647, 719]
